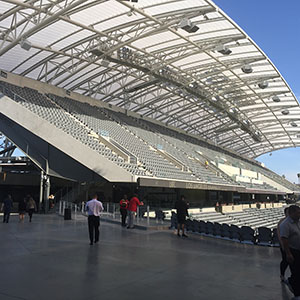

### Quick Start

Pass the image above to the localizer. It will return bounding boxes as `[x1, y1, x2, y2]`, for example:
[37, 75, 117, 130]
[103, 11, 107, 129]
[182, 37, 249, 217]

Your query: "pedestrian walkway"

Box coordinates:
[0, 215, 292, 300]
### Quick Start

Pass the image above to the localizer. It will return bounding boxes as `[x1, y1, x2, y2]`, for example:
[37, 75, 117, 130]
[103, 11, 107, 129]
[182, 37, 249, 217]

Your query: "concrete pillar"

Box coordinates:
[39, 170, 44, 212]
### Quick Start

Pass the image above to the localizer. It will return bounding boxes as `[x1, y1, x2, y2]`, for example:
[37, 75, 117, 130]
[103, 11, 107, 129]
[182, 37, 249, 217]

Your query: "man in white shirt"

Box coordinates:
[85, 194, 104, 245]
[280, 205, 300, 299]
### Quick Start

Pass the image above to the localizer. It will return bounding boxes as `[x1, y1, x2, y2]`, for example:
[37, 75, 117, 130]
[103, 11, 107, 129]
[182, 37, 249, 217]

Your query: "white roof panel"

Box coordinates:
[0, 0, 298, 158]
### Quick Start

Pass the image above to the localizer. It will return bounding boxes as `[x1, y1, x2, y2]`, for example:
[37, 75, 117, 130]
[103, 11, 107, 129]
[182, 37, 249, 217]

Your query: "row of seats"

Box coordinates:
[171, 215, 280, 246]
[224, 207, 285, 229]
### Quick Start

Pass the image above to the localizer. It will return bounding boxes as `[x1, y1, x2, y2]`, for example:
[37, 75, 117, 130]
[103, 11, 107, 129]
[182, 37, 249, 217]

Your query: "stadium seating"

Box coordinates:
[1, 81, 299, 192]
[170, 206, 286, 246]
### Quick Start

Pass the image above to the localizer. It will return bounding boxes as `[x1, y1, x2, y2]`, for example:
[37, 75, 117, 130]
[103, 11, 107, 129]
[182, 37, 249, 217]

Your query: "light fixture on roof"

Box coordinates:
[101, 59, 110, 67]
[229, 107, 238, 114]
[127, 9, 135, 16]
[291, 122, 298, 127]
[188, 81, 198, 88]
[272, 95, 280, 102]
[242, 119, 250, 126]
[258, 81, 268, 89]
[178, 18, 199, 33]
[241, 64, 253, 74]
[20, 39, 32, 51]
[281, 109, 289, 115]
[211, 95, 220, 102]
[253, 131, 262, 142]
[216, 44, 232, 55]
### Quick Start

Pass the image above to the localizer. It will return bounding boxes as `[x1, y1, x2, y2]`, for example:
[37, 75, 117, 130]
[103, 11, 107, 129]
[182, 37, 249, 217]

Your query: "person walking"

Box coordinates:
[27, 196, 37, 222]
[1, 194, 13, 223]
[119, 194, 129, 227]
[85, 194, 104, 245]
[277, 206, 289, 282]
[280, 205, 300, 299]
[175, 195, 189, 237]
[1, 195, 13, 223]
[127, 194, 143, 229]
[18, 197, 27, 222]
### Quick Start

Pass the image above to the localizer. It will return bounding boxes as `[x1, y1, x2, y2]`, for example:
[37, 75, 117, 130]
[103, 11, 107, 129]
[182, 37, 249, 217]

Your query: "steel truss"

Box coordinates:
[0, 0, 299, 158]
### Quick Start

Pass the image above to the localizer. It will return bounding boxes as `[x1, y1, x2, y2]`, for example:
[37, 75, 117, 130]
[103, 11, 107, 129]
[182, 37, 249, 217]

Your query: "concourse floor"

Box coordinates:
[0, 215, 292, 300]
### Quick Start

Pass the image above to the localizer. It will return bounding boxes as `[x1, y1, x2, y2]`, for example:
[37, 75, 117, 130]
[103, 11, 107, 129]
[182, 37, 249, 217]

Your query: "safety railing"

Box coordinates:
[57, 201, 174, 227]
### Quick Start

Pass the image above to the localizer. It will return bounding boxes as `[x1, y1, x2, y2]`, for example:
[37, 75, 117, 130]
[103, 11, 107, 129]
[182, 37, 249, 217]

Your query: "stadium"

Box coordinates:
[0, 1, 299, 300]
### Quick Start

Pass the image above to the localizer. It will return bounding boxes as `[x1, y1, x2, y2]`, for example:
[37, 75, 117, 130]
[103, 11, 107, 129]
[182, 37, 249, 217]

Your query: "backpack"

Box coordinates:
[120, 200, 127, 208]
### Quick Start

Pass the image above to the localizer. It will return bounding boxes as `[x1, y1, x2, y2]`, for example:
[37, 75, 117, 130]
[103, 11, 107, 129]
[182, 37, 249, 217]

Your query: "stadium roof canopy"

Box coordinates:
[1, 0, 300, 158]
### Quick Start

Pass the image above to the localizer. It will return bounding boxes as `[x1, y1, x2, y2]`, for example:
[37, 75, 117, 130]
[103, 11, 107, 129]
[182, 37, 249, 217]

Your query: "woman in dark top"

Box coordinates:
[119, 194, 129, 227]
[27, 196, 37, 222]
[18, 197, 27, 222]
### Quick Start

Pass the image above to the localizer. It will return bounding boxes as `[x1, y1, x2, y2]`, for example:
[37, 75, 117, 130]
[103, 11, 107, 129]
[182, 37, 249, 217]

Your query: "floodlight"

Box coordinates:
[241, 64, 253, 74]
[242, 119, 250, 126]
[291, 122, 298, 127]
[272, 95, 280, 102]
[178, 18, 199, 33]
[258, 81, 268, 89]
[216, 44, 232, 55]
[0, 70, 7, 78]
[20, 39, 31, 51]
[188, 81, 198, 88]
[229, 107, 237, 114]
[101, 59, 110, 67]
[211, 95, 220, 102]
[281, 110, 289, 115]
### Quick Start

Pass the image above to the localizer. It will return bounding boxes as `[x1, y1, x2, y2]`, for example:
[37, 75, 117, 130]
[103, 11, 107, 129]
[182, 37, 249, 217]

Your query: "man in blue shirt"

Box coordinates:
[85, 194, 104, 245]
[1, 194, 13, 223]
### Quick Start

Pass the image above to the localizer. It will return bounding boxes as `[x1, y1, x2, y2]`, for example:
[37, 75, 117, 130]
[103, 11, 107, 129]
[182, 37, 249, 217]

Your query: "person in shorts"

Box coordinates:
[175, 195, 189, 237]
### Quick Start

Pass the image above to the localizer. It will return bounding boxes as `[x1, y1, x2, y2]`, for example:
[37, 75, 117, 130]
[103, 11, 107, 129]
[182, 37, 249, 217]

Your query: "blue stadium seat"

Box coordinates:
[257, 227, 272, 246]
[229, 225, 241, 241]
[240, 226, 255, 244]
[213, 222, 222, 237]
[221, 224, 231, 239]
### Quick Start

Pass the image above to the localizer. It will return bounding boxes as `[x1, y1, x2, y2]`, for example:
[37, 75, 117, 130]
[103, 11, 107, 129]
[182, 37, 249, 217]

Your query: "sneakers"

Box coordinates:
[177, 232, 188, 237]
[285, 279, 294, 294]
[280, 275, 285, 282]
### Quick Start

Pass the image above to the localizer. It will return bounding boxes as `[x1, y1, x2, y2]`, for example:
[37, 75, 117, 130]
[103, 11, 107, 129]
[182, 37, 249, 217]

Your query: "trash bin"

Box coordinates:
[64, 208, 71, 220]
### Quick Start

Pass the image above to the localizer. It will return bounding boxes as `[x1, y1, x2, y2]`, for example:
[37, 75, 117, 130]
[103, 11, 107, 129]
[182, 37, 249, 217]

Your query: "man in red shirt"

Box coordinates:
[127, 194, 143, 229]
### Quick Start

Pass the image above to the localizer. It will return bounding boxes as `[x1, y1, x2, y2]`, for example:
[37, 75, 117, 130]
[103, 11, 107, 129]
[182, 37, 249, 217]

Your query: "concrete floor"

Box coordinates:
[0, 215, 293, 300]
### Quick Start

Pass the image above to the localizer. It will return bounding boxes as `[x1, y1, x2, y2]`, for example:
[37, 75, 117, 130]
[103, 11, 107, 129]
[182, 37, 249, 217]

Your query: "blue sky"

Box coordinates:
[213, 0, 300, 183]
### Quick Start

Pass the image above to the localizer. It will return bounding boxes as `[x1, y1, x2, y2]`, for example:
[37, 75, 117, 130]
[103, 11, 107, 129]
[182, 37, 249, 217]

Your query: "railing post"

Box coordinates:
[113, 203, 116, 219]
[63, 201, 65, 216]
[81, 201, 84, 213]
[59, 201, 62, 215]
[147, 205, 150, 226]
[136, 206, 139, 224]
[74, 204, 77, 220]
